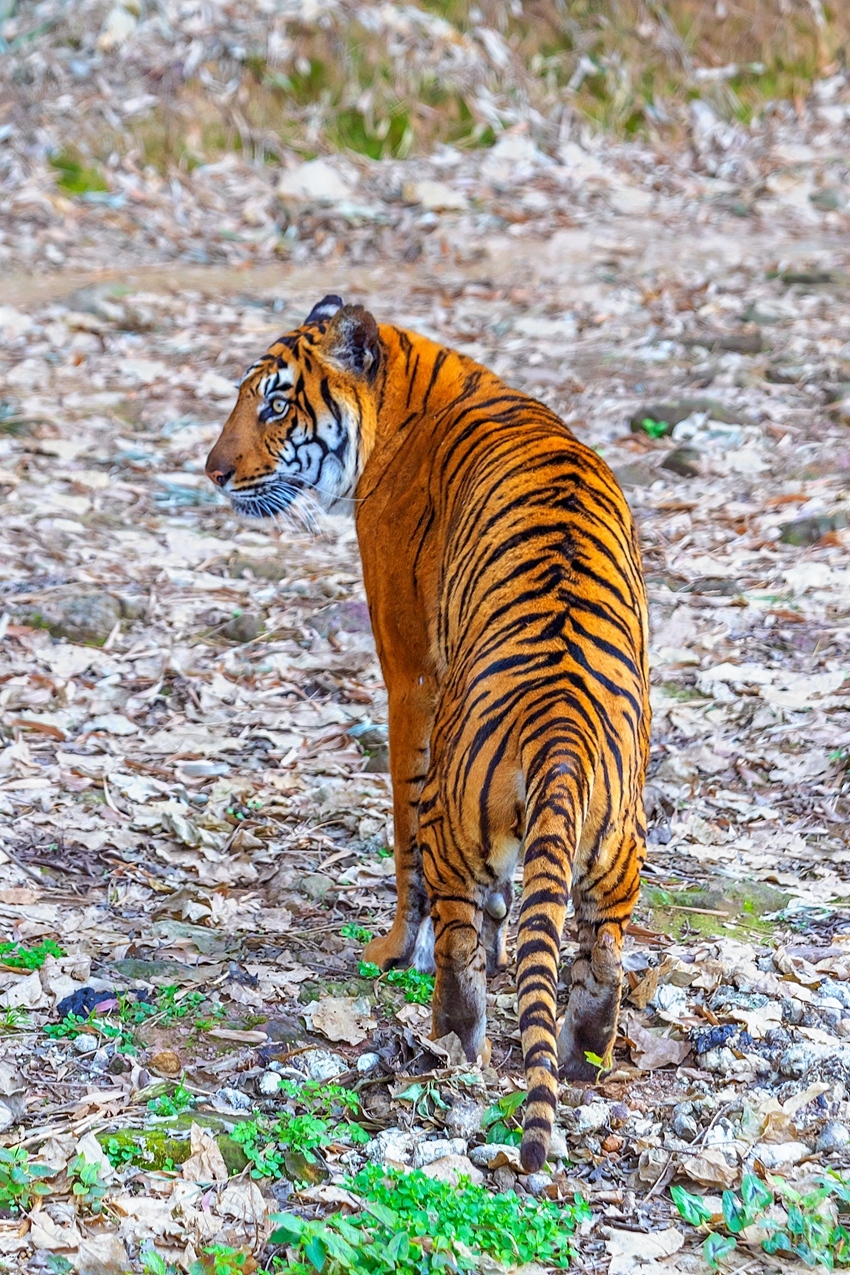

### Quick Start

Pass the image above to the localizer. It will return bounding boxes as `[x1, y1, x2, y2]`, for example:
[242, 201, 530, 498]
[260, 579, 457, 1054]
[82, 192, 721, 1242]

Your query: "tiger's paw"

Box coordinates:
[362, 931, 410, 971]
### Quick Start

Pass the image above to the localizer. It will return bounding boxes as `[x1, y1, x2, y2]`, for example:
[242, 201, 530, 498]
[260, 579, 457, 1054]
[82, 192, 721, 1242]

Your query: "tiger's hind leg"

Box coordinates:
[558, 825, 644, 1080]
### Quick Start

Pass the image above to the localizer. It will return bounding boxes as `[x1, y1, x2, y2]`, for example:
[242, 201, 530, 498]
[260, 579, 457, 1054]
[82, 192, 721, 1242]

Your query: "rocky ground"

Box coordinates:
[3, 9, 850, 1272]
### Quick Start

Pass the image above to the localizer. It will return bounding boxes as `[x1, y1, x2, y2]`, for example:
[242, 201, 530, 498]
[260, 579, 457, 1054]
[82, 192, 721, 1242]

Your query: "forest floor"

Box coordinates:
[3, 27, 850, 1274]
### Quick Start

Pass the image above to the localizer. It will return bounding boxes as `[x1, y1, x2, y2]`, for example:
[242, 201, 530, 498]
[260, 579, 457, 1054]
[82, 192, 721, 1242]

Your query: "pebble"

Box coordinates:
[214, 1087, 253, 1111]
[697, 1046, 738, 1074]
[367, 1128, 415, 1166]
[661, 445, 702, 478]
[491, 1165, 517, 1191]
[575, 1101, 609, 1133]
[35, 591, 121, 644]
[778, 1045, 813, 1079]
[469, 1143, 520, 1169]
[221, 612, 263, 643]
[752, 1141, 811, 1170]
[413, 1138, 468, 1168]
[524, 1172, 552, 1196]
[547, 1126, 569, 1160]
[258, 1071, 283, 1095]
[782, 998, 805, 1025]
[671, 1103, 699, 1143]
[300, 1050, 348, 1081]
[422, 1154, 484, 1185]
[300, 872, 335, 901]
[73, 1033, 99, 1054]
[444, 1097, 484, 1140]
[356, 1052, 380, 1073]
[816, 1122, 850, 1153]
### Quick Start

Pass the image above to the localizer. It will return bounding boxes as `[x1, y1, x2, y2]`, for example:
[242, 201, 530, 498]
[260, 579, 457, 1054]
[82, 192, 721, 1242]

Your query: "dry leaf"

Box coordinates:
[680, 1147, 740, 1189]
[217, 1180, 268, 1225]
[306, 996, 376, 1045]
[182, 1123, 229, 1183]
[76, 1233, 131, 1275]
[623, 1016, 691, 1070]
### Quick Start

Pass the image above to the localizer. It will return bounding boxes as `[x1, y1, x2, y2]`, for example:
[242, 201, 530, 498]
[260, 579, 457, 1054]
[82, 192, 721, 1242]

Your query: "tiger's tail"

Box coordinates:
[517, 749, 592, 1174]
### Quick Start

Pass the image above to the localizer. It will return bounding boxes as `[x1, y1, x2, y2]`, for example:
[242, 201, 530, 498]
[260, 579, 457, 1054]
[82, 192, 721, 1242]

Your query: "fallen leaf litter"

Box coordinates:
[2, 3, 850, 1273]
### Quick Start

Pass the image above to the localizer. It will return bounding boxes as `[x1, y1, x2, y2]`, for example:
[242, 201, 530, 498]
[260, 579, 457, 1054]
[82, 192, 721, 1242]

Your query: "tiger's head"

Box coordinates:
[205, 295, 381, 519]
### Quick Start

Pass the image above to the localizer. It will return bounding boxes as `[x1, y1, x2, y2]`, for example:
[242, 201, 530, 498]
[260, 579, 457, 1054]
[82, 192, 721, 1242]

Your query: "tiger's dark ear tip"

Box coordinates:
[324, 303, 381, 382]
[304, 295, 344, 325]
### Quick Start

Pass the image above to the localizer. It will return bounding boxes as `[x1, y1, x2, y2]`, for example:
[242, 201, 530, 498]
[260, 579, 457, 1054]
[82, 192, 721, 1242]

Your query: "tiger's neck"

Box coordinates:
[356, 326, 480, 492]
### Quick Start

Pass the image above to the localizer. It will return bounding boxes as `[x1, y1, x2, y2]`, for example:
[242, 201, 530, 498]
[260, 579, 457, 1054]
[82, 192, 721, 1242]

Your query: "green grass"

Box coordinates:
[232, 1081, 369, 1182]
[0, 939, 64, 970]
[0, 1147, 52, 1215]
[358, 962, 435, 1005]
[269, 1164, 591, 1273]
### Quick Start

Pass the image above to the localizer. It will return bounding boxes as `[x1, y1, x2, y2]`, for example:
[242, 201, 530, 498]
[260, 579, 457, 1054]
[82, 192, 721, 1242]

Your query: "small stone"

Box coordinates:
[367, 1128, 415, 1166]
[779, 1045, 813, 1079]
[312, 601, 373, 637]
[698, 1046, 738, 1074]
[602, 1134, 623, 1153]
[547, 1126, 569, 1160]
[300, 1050, 348, 1081]
[752, 1141, 811, 1170]
[468, 1142, 521, 1169]
[36, 591, 121, 645]
[576, 1101, 609, 1133]
[836, 1020, 850, 1039]
[421, 1154, 484, 1185]
[629, 398, 741, 434]
[363, 745, 390, 773]
[782, 998, 805, 1026]
[444, 1097, 484, 1140]
[149, 1050, 181, 1078]
[214, 1087, 253, 1111]
[278, 159, 354, 205]
[671, 1104, 700, 1143]
[661, 445, 702, 479]
[221, 612, 263, 643]
[356, 1052, 380, 1073]
[300, 872, 335, 901]
[259, 1071, 283, 1095]
[604, 1104, 627, 1129]
[779, 513, 847, 546]
[638, 1147, 668, 1183]
[816, 1121, 850, 1153]
[403, 180, 468, 212]
[524, 1171, 552, 1196]
[414, 1138, 468, 1168]
[810, 188, 846, 212]
[491, 1164, 517, 1191]
[73, 1033, 99, 1054]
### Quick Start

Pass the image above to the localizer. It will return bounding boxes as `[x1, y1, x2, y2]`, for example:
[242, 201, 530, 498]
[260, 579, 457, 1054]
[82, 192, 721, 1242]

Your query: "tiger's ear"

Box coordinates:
[322, 304, 380, 381]
[304, 294, 344, 325]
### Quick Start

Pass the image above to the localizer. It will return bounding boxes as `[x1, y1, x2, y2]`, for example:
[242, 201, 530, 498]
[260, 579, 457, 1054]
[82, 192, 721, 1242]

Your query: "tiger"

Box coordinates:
[206, 295, 650, 1172]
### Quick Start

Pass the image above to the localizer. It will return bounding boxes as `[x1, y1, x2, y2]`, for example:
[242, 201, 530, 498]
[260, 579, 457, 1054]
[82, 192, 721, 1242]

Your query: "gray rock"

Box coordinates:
[779, 1045, 814, 1079]
[547, 1126, 569, 1160]
[367, 1128, 416, 1166]
[698, 1046, 738, 1073]
[752, 1141, 811, 1170]
[782, 998, 804, 1026]
[413, 1137, 468, 1168]
[356, 1052, 380, 1073]
[258, 1071, 283, 1095]
[214, 1087, 252, 1111]
[576, 1101, 609, 1132]
[810, 188, 846, 212]
[444, 1097, 485, 1140]
[671, 1102, 700, 1143]
[35, 591, 121, 645]
[364, 745, 390, 773]
[300, 873, 335, 901]
[313, 601, 373, 637]
[524, 1172, 552, 1196]
[816, 1122, 850, 1153]
[491, 1164, 517, 1191]
[73, 1033, 100, 1054]
[221, 612, 263, 643]
[661, 445, 702, 478]
[421, 1154, 484, 1185]
[629, 398, 743, 434]
[300, 1050, 349, 1081]
[468, 1142, 520, 1168]
[779, 512, 847, 546]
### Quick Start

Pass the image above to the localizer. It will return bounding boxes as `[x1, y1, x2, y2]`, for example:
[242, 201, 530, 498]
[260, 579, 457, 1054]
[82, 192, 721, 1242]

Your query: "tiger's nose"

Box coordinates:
[207, 466, 234, 488]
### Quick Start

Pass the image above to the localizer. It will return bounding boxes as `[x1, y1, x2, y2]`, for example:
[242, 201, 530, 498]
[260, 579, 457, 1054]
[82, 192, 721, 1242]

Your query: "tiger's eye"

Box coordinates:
[271, 397, 288, 415]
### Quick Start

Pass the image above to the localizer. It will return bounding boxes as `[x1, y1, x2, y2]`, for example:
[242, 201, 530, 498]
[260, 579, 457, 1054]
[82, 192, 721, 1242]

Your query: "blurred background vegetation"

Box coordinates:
[4, 0, 850, 180]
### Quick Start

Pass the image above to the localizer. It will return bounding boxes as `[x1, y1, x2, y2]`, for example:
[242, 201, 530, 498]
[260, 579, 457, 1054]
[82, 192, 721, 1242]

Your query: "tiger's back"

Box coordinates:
[206, 298, 650, 1172]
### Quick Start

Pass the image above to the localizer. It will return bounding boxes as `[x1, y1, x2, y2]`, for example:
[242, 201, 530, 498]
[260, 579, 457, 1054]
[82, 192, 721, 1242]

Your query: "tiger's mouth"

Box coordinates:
[229, 477, 303, 519]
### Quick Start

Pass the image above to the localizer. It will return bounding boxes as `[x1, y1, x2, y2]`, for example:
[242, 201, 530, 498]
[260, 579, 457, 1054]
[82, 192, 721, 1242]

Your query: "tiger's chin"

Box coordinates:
[228, 480, 302, 520]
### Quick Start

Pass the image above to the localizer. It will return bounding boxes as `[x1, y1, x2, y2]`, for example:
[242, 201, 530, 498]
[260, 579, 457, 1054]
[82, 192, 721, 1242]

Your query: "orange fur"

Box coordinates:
[207, 297, 650, 1171]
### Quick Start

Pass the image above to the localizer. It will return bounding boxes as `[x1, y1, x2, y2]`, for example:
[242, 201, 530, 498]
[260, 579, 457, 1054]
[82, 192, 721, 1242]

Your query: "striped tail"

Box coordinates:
[517, 754, 592, 1173]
